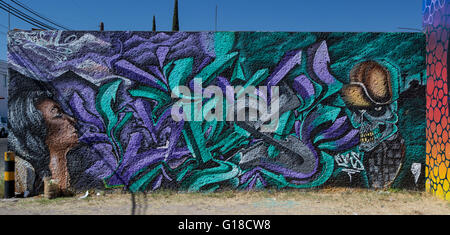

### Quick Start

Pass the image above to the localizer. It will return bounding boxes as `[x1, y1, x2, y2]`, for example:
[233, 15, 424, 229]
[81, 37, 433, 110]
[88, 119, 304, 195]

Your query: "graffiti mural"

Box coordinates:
[7, 31, 425, 195]
[424, 0, 450, 201]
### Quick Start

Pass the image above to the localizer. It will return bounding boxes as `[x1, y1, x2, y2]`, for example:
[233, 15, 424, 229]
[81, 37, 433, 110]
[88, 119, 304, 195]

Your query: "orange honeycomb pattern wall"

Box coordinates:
[424, 0, 450, 200]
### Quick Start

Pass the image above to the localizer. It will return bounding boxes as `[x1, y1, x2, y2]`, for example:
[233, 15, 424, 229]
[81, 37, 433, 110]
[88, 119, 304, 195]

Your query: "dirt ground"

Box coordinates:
[1, 187, 449, 215]
[1, 134, 448, 215]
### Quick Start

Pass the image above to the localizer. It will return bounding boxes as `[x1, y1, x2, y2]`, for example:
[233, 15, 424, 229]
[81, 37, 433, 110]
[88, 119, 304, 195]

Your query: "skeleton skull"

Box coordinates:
[350, 103, 398, 152]
[341, 60, 400, 152]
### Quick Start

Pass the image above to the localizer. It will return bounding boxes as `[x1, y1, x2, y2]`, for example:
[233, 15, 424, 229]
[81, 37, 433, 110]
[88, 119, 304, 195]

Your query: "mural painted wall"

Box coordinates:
[424, 0, 450, 201]
[7, 31, 425, 196]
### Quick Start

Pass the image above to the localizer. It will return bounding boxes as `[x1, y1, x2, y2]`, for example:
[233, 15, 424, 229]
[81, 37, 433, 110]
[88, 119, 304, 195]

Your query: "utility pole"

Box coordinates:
[152, 15, 156, 32]
[172, 0, 179, 31]
[8, 3, 10, 31]
[100, 22, 104, 31]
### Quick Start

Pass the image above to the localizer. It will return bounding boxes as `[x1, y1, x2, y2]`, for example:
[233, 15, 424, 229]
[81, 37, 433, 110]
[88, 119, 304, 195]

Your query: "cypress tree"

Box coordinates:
[152, 15, 156, 31]
[172, 0, 179, 31]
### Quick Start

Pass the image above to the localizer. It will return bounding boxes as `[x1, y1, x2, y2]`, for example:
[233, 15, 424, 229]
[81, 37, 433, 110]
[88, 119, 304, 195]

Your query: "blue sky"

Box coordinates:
[0, 0, 424, 59]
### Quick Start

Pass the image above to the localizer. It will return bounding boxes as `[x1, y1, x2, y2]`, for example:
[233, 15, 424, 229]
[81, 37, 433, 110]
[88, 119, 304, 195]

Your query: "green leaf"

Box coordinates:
[168, 58, 193, 91]
[196, 52, 238, 85]
[129, 165, 162, 192]
[96, 79, 122, 136]
[231, 57, 246, 82]
[183, 121, 213, 163]
[181, 159, 239, 192]
[129, 85, 171, 119]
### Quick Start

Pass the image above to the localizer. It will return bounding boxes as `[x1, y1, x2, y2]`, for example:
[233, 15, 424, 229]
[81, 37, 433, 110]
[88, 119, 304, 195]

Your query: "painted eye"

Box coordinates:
[374, 106, 382, 111]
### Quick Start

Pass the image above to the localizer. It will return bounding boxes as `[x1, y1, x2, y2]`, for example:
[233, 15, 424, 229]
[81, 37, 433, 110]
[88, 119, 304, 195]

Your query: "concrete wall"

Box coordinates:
[7, 31, 425, 195]
[0, 60, 7, 119]
[424, 0, 450, 201]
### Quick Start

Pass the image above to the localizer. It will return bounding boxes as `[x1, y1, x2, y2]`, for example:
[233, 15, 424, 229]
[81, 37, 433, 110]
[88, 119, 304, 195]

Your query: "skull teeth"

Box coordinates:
[360, 131, 375, 143]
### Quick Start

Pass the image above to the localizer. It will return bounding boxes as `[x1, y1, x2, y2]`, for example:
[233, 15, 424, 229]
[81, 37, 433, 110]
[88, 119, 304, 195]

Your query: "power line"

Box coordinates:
[0, 2, 53, 30]
[0, 4, 46, 29]
[0, 0, 56, 29]
[0, 0, 56, 30]
[10, 0, 70, 30]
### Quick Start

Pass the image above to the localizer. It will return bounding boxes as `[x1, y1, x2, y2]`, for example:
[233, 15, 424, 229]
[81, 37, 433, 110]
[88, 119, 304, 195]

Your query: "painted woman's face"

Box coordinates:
[36, 98, 78, 152]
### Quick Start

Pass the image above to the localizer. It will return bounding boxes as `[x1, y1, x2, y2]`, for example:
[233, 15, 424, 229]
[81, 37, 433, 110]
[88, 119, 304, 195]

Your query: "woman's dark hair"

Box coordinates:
[8, 89, 53, 193]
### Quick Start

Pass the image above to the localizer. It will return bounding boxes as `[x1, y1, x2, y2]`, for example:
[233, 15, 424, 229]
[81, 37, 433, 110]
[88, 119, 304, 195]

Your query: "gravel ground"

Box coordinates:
[1, 188, 449, 215]
[1, 138, 448, 215]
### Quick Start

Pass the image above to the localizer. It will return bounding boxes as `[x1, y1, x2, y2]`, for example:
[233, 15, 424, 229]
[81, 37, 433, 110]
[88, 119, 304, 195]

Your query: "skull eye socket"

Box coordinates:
[366, 105, 387, 117]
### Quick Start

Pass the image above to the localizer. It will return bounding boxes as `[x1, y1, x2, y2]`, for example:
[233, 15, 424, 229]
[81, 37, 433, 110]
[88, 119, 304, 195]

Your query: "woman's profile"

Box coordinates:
[9, 86, 79, 195]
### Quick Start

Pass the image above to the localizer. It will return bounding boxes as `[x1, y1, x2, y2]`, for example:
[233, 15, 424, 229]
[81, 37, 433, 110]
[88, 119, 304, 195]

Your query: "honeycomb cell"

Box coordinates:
[436, 43, 444, 59]
[427, 77, 435, 95]
[435, 107, 442, 122]
[437, 184, 444, 198]
[429, 31, 437, 51]
[437, 62, 443, 78]
[442, 116, 447, 128]
[431, 120, 437, 132]
[445, 142, 450, 158]
[431, 150, 436, 163]
[440, 162, 447, 178]
[443, 51, 447, 65]
[437, 124, 443, 135]
[437, 78, 443, 88]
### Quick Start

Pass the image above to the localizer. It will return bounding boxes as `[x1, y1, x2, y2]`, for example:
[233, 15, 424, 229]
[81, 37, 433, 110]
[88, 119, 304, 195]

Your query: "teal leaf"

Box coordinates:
[181, 159, 239, 192]
[129, 85, 171, 120]
[196, 52, 238, 85]
[168, 58, 193, 91]
[96, 79, 122, 136]
[183, 120, 213, 163]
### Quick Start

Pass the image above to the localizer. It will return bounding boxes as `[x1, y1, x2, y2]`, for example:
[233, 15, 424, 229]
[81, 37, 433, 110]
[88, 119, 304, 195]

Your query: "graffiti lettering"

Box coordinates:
[7, 31, 425, 195]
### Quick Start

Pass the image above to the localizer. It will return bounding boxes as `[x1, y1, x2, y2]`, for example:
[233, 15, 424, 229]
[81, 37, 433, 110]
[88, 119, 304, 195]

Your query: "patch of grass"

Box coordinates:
[147, 189, 177, 199]
[18, 196, 72, 206]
